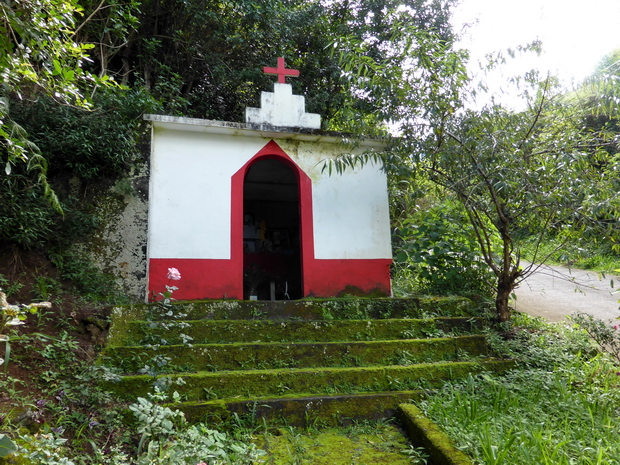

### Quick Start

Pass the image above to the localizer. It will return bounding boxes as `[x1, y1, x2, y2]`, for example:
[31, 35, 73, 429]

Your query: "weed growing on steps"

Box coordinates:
[137, 268, 196, 379]
[418, 313, 620, 464]
[144, 268, 192, 344]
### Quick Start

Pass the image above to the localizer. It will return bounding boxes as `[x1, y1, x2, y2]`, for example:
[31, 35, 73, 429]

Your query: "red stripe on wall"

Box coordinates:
[148, 258, 241, 300]
[148, 257, 391, 300]
[304, 258, 392, 297]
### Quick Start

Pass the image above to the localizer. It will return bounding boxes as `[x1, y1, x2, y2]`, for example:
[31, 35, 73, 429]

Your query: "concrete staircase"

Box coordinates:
[100, 298, 512, 427]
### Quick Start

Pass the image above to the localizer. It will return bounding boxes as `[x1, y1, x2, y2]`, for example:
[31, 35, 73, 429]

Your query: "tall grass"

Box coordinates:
[419, 314, 620, 464]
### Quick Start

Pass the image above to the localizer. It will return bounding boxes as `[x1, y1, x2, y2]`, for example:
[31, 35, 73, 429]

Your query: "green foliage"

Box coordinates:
[0, 330, 124, 462]
[127, 397, 265, 464]
[0, 0, 95, 107]
[426, 80, 619, 320]
[0, 275, 24, 299]
[393, 201, 495, 297]
[331, 1, 464, 138]
[10, 431, 76, 465]
[0, 164, 103, 249]
[572, 312, 620, 364]
[1, 89, 147, 251]
[142, 278, 192, 346]
[0, 112, 62, 212]
[0, 171, 58, 249]
[0, 0, 118, 206]
[73, 0, 141, 80]
[570, 48, 620, 136]
[420, 316, 620, 464]
[11, 89, 150, 180]
[49, 250, 121, 303]
[32, 277, 65, 305]
[129, 397, 185, 454]
[334, 47, 620, 320]
[77, 0, 458, 127]
[0, 434, 17, 458]
[518, 232, 620, 274]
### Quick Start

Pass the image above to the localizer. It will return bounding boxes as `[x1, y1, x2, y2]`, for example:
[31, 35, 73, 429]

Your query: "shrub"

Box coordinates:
[393, 201, 495, 297]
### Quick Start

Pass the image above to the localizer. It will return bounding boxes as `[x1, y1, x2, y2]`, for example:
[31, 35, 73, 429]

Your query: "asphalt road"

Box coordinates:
[513, 264, 620, 323]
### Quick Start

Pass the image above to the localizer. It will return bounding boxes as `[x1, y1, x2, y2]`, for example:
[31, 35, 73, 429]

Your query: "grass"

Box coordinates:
[518, 235, 620, 275]
[417, 312, 620, 464]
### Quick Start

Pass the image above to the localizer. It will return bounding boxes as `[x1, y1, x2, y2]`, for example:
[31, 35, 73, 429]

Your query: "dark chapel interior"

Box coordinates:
[243, 158, 302, 300]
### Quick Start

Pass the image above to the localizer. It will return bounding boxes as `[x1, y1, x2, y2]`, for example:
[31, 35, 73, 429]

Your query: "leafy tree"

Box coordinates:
[0, 0, 95, 107]
[580, 49, 620, 121]
[566, 49, 620, 157]
[424, 80, 618, 321]
[332, 18, 620, 320]
[562, 50, 620, 255]
[0, 0, 122, 210]
[84, 0, 457, 125]
[393, 199, 496, 298]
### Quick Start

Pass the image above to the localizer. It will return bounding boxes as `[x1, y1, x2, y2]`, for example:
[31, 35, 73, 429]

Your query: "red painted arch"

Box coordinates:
[231, 140, 314, 298]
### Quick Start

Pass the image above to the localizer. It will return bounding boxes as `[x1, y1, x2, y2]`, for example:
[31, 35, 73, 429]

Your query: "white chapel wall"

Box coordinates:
[285, 140, 392, 260]
[148, 127, 392, 263]
[148, 128, 267, 259]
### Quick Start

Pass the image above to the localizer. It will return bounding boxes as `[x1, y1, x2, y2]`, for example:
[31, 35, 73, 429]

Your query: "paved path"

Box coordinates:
[513, 264, 620, 323]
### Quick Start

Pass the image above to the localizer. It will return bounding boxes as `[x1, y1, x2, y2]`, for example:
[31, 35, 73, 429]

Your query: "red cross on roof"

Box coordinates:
[263, 57, 300, 83]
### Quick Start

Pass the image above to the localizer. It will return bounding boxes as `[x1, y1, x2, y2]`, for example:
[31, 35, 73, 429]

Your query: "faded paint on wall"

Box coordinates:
[72, 162, 149, 300]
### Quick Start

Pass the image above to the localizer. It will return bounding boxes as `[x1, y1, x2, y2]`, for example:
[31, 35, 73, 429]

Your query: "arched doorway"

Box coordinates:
[242, 158, 302, 300]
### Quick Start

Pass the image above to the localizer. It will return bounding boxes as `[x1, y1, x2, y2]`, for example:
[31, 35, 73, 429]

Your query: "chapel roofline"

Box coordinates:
[143, 114, 387, 148]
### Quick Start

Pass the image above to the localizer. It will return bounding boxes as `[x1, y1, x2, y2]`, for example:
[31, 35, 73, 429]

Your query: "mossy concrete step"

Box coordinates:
[114, 317, 484, 347]
[168, 390, 427, 427]
[113, 297, 474, 321]
[107, 297, 476, 346]
[108, 336, 489, 373]
[102, 335, 489, 373]
[106, 359, 514, 401]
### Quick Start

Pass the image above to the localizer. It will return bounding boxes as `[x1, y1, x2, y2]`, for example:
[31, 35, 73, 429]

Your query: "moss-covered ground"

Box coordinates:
[253, 421, 423, 464]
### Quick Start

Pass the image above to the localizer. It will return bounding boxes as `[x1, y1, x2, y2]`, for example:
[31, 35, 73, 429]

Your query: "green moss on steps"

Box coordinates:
[118, 317, 484, 346]
[104, 359, 514, 401]
[254, 423, 418, 464]
[102, 335, 489, 373]
[399, 403, 474, 465]
[105, 304, 148, 347]
[108, 296, 475, 324]
[101, 294, 512, 461]
[170, 391, 426, 427]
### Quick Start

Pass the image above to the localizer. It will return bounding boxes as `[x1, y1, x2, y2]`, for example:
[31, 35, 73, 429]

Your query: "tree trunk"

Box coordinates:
[495, 275, 513, 322]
